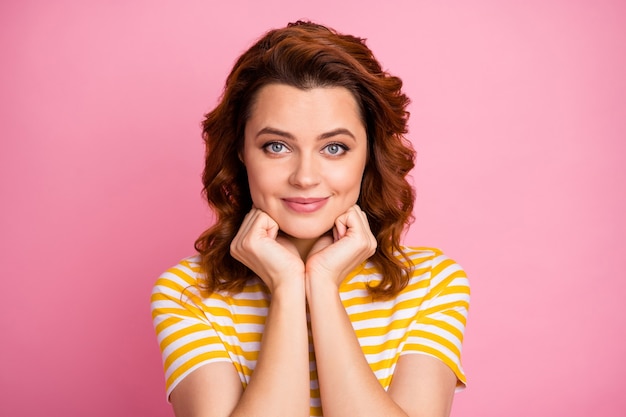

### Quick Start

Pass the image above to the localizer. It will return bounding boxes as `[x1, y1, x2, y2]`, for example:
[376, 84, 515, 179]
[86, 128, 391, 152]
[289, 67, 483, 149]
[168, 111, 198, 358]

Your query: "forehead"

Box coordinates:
[245, 84, 365, 133]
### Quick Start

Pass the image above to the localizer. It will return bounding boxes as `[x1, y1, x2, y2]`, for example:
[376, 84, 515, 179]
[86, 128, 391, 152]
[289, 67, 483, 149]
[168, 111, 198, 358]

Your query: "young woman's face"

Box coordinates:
[243, 83, 368, 241]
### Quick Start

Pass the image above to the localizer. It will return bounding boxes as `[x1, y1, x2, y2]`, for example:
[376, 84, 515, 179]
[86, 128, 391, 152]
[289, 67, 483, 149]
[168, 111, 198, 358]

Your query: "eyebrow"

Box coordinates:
[255, 127, 356, 141]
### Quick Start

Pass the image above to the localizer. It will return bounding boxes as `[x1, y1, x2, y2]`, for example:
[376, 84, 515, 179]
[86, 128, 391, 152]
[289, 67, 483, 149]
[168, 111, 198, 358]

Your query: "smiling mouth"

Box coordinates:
[282, 197, 329, 213]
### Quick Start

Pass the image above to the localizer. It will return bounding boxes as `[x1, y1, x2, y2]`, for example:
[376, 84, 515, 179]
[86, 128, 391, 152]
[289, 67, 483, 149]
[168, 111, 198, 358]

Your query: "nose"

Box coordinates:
[289, 153, 321, 188]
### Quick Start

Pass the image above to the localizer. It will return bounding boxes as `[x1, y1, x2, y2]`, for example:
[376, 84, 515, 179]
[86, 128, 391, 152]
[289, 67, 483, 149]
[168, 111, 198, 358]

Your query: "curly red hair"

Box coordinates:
[195, 21, 416, 298]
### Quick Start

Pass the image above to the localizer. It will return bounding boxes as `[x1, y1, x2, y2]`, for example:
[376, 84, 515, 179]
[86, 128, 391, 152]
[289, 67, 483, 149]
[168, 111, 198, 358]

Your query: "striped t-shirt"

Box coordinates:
[151, 247, 470, 415]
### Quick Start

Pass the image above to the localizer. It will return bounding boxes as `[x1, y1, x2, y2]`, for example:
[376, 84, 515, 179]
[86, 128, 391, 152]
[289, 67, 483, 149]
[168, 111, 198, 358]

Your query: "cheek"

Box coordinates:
[245, 167, 276, 205]
[246, 174, 264, 200]
[342, 159, 365, 190]
[330, 166, 364, 198]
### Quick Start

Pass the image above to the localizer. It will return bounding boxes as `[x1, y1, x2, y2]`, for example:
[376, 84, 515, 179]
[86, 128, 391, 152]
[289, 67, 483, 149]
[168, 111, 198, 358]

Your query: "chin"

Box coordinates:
[278, 223, 333, 241]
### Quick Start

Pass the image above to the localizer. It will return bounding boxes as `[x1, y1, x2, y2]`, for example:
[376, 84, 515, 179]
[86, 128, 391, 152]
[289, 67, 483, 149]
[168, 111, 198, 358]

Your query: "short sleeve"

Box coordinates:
[402, 251, 470, 390]
[150, 260, 231, 400]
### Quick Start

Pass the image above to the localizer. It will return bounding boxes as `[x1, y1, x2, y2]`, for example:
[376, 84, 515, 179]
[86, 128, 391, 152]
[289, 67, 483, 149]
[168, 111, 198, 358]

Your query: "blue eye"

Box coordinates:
[324, 143, 348, 156]
[264, 142, 288, 154]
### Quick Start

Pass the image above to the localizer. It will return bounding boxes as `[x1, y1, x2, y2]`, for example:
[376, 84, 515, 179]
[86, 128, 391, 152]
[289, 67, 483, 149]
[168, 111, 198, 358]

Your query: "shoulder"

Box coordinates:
[397, 246, 450, 267]
[150, 256, 207, 319]
[398, 246, 466, 274]
[151, 255, 270, 309]
[349, 247, 468, 296]
[152, 255, 203, 296]
[397, 246, 469, 296]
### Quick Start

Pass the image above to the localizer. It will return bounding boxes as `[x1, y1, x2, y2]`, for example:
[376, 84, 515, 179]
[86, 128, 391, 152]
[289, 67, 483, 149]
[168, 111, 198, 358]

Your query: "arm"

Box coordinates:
[307, 281, 458, 417]
[388, 354, 457, 417]
[305, 206, 462, 417]
[171, 283, 309, 417]
[306, 277, 409, 417]
[170, 209, 310, 417]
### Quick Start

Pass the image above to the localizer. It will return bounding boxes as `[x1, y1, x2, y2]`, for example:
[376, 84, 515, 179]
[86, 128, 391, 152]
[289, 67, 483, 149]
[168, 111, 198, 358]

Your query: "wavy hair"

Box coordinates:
[194, 21, 416, 298]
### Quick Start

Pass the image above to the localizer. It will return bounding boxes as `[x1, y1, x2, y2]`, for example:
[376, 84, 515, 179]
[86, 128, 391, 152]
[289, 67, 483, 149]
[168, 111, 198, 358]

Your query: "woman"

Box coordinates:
[151, 21, 470, 417]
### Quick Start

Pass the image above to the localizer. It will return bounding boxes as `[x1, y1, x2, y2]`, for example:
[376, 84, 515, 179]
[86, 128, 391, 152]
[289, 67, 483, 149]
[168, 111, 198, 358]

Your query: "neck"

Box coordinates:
[281, 230, 335, 261]
[292, 238, 318, 261]
[277, 231, 319, 260]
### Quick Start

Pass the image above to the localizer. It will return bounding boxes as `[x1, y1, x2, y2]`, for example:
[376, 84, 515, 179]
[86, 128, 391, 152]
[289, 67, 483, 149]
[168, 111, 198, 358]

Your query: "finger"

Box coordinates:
[337, 206, 363, 237]
[355, 209, 378, 255]
[353, 206, 374, 235]
[308, 233, 334, 258]
[275, 232, 300, 257]
[232, 208, 267, 255]
[334, 215, 348, 239]
[256, 210, 279, 240]
[234, 208, 260, 242]
[336, 206, 377, 256]
[356, 207, 372, 232]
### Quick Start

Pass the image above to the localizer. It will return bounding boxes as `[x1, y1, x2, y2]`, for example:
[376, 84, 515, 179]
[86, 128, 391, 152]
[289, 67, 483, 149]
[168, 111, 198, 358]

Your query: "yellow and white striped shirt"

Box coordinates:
[151, 247, 470, 416]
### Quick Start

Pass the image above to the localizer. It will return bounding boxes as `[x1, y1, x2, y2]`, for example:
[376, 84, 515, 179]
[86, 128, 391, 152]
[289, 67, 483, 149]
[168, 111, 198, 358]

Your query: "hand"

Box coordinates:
[305, 205, 377, 287]
[230, 208, 305, 292]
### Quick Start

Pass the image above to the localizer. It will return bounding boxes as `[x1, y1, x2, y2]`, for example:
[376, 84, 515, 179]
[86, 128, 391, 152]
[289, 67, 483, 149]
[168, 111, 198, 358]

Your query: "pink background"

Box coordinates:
[1, 1, 624, 416]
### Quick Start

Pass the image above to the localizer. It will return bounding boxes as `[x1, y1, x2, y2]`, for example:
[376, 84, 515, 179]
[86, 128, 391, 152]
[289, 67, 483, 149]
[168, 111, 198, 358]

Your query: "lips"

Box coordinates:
[282, 197, 329, 213]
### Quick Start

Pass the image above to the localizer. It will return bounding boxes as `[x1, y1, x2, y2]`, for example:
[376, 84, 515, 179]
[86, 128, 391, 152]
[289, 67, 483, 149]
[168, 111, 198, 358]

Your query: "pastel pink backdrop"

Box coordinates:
[1, 1, 624, 416]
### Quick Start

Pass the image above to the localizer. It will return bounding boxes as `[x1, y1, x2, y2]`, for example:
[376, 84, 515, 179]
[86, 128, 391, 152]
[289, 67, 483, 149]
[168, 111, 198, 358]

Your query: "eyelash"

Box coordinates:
[262, 141, 350, 156]
[323, 142, 349, 156]
[263, 141, 289, 154]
